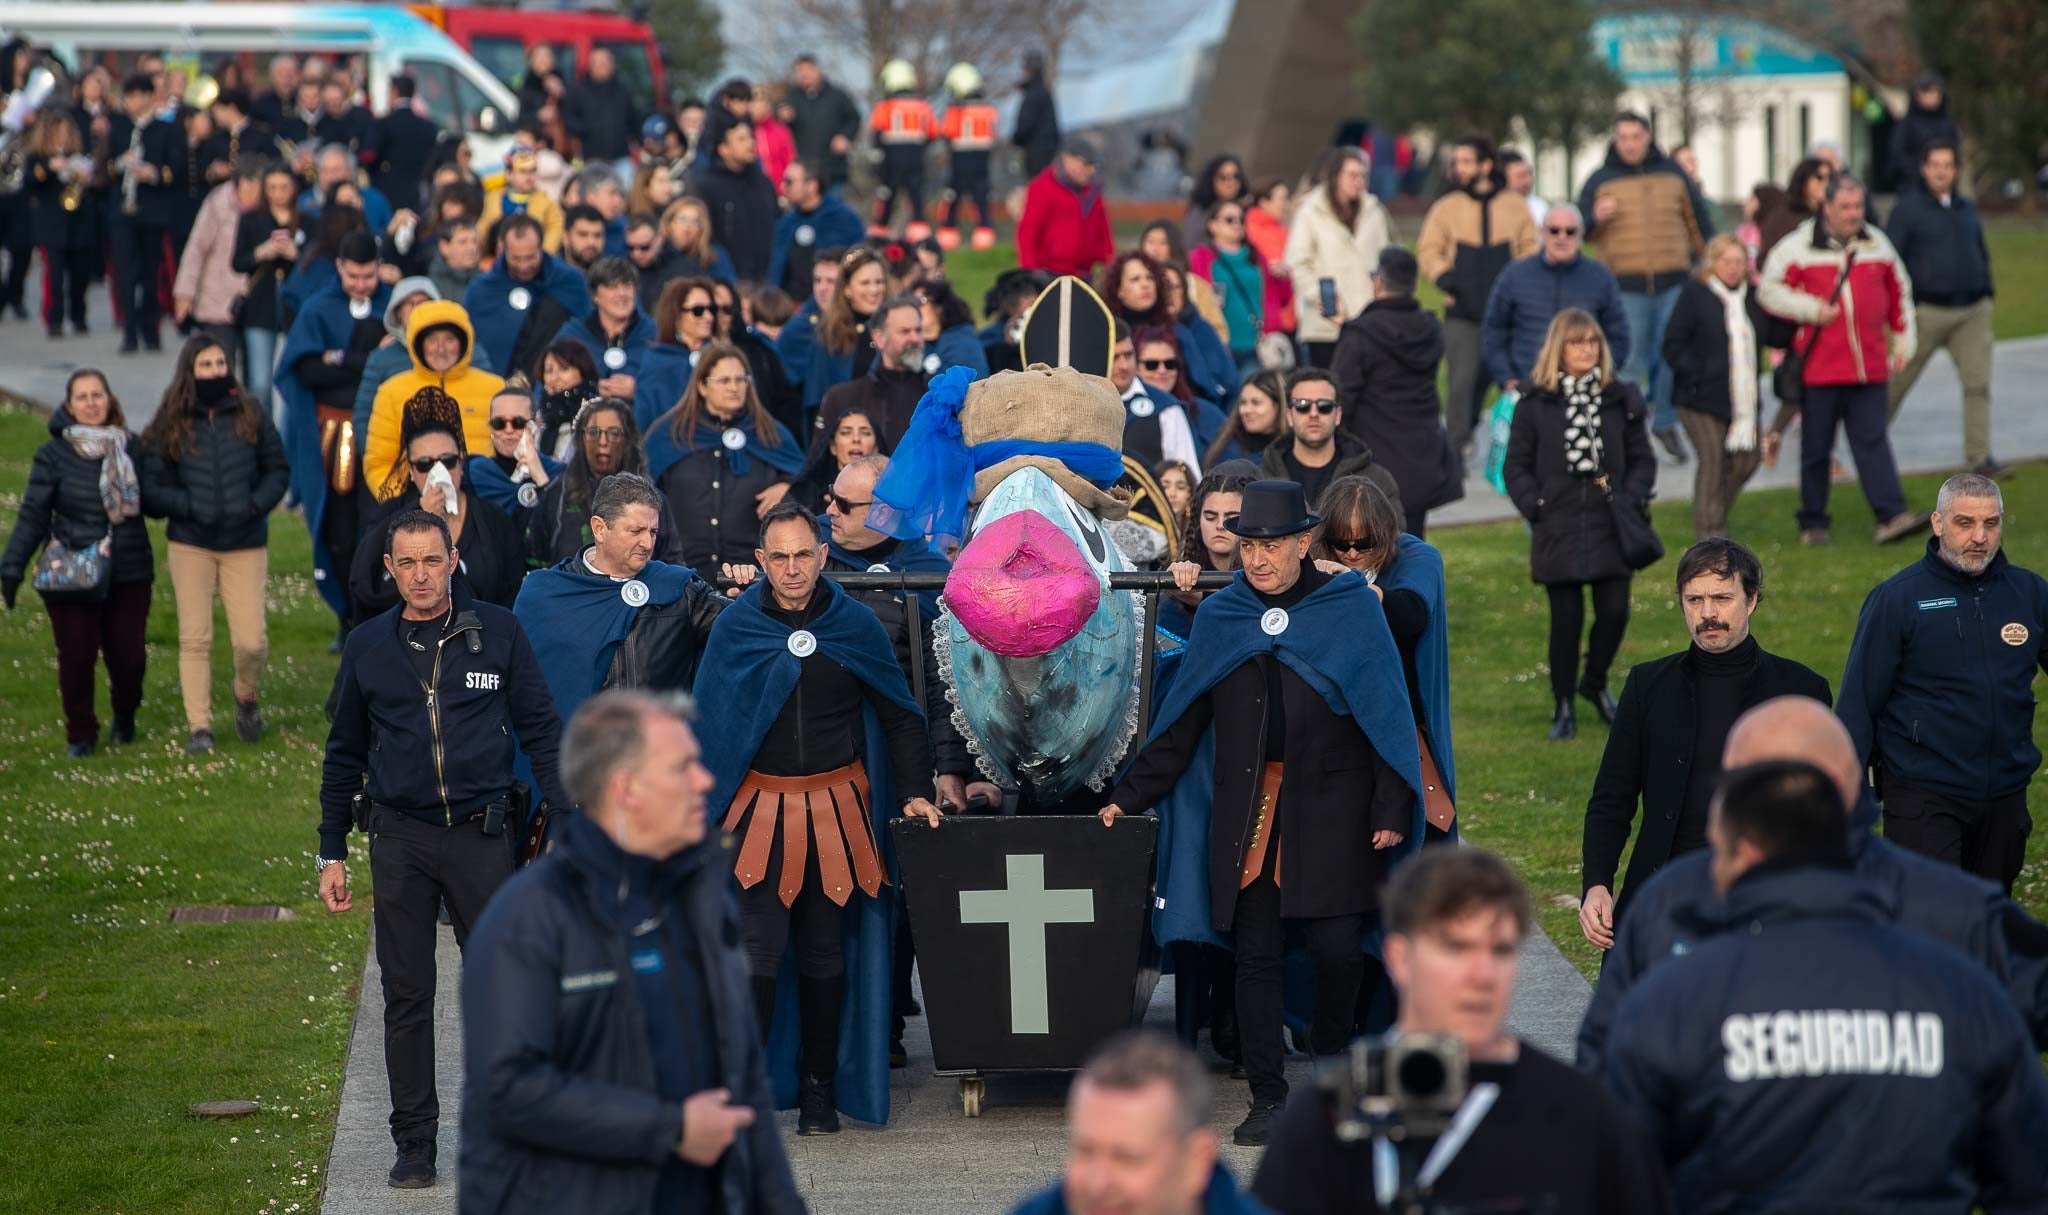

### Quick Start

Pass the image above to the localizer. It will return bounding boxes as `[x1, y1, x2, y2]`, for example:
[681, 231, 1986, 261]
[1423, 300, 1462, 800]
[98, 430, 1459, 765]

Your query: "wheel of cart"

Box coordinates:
[890, 815, 1161, 1118]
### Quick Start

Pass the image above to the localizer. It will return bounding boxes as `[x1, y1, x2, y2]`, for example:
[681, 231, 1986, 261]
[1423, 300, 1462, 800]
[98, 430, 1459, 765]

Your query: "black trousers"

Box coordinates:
[368, 809, 515, 1145]
[737, 840, 847, 980]
[1302, 340, 1338, 369]
[1403, 509, 1428, 540]
[0, 194, 31, 310]
[941, 151, 992, 230]
[39, 243, 93, 331]
[1545, 577, 1632, 700]
[111, 218, 166, 344]
[1882, 779, 2032, 895]
[871, 145, 927, 229]
[1232, 873, 1366, 1104]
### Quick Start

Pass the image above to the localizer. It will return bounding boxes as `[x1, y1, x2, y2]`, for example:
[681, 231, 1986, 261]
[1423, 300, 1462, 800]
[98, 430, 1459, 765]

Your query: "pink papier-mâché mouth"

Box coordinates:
[945, 512, 1100, 657]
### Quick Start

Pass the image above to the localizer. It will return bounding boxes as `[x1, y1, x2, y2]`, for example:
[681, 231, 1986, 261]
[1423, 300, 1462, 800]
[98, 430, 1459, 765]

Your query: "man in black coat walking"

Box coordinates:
[693, 116, 778, 284]
[371, 75, 441, 214]
[778, 54, 860, 187]
[1579, 539, 1829, 947]
[1011, 52, 1060, 179]
[1331, 246, 1460, 536]
[459, 690, 804, 1215]
[563, 48, 639, 171]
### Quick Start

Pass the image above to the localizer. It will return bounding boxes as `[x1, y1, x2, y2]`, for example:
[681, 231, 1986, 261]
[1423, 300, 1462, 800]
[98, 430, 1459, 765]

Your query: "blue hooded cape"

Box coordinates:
[513, 555, 696, 723]
[693, 578, 922, 1125]
[644, 409, 804, 481]
[1145, 571, 1425, 951]
[464, 453, 564, 514]
[559, 309, 656, 383]
[462, 253, 593, 374]
[825, 528, 952, 621]
[1381, 534, 1457, 822]
[274, 279, 391, 618]
[632, 342, 697, 433]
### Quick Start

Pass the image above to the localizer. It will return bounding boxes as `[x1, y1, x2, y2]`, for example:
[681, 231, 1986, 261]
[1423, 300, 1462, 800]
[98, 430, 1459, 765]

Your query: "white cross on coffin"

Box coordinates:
[958, 854, 1094, 1035]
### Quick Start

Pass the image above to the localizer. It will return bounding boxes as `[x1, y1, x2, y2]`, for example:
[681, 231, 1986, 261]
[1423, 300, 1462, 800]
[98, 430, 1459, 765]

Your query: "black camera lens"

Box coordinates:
[1396, 1048, 1448, 1099]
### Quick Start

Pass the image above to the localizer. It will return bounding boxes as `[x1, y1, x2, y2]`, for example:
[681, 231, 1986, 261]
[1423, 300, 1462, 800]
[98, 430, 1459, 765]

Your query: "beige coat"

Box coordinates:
[172, 182, 248, 327]
[1283, 183, 1392, 344]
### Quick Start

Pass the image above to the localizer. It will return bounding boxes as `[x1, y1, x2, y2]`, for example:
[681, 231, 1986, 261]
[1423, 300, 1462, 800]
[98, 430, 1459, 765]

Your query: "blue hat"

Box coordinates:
[642, 114, 672, 142]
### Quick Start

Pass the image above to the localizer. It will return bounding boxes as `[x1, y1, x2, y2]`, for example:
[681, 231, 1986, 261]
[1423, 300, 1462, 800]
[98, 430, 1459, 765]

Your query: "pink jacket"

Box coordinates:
[173, 182, 248, 327]
[756, 116, 796, 198]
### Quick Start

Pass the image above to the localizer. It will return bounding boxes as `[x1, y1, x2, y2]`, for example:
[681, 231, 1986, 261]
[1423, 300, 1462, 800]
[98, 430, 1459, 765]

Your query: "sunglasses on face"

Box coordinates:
[1325, 535, 1375, 554]
[829, 493, 871, 513]
[1289, 398, 1338, 415]
[683, 303, 737, 317]
[1546, 226, 1580, 236]
[1215, 214, 1244, 225]
[410, 453, 462, 474]
[627, 241, 656, 254]
[488, 415, 530, 431]
[1140, 358, 1178, 372]
[582, 426, 626, 443]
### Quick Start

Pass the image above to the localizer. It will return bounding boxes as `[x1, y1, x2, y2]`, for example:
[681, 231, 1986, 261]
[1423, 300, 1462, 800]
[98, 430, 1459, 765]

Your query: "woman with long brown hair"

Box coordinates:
[644, 340, 805, 578]
[633, 275, 723, 431]
[24, 109, 93, 338]
[782, 245, 888, 416]
[1159, 464, 1254, 637]
[1285, 146, 1392, 366]
[523, 393, 682, 568]
[1205, 367, 1289, 465]
[140, 334, 290, 754]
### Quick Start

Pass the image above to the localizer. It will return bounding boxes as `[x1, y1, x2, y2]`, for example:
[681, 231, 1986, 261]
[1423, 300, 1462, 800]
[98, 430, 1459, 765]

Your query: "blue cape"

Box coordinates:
[1147, 571, 1425, 950]
[462, 254, 593, 374]
[464, 453, 564, 514]
[559, 309, 656, 382]
[644, 408, 804, 481]
[513, 556, 696, 724]
[632, 342, 696, 433]
[1382, 534, 1457, 818]
[826, 530, 952, 621]
[766, 197, 865, 291]
[693, 578, 922, 1125]
[274, 280, 391, 618]
[279, 258, 337, 327]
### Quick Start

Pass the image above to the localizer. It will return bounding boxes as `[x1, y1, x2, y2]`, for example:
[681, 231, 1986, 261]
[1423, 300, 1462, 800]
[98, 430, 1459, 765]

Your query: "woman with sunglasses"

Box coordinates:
[644, 342, 805, 579]
[1501, 309, 1654, 742]
[1205, 368, 1289, 466]
[139, 335, 290, 755]
[633, 276, 725, 432]
[524, 395, 683, 569]
[1184, 154, 1247, 252]
[1189, 201, 1264, 377]
[351, 393, 525, 625]
[465, 377, 563, 524]
[1312, 475, 1456, 844]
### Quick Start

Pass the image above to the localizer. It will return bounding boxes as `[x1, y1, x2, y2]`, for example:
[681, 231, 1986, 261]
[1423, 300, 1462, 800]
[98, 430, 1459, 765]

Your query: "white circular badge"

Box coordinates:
[720, 427, 747, 452]
[348, 297, 372, 320]
[867, 562, 891, 574]
[516, 481, 539, 508]
[1130, 396, 1155, 419]
[603, 346, 627, 370]
[1260, 607, 1289, 636]
[788, 629, 818, 658]
[620, 579, 650, 607]
[508, 286, 531, 312]
[795, 223, 816, 247]
[922, 352, 942, 375]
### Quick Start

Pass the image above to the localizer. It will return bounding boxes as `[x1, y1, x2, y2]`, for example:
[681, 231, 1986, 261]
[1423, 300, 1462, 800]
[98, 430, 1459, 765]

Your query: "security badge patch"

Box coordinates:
[2002, 622, 2030, 646]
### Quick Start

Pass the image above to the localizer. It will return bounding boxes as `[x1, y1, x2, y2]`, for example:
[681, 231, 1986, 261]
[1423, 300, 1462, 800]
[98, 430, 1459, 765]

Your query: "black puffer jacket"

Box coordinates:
[1332, 296, 1463, 513]
[1, 407, 156, 588]
[139, 391, 291, 552]
[1502, 379, 1654, 585]
[1661, 278, 1771, 420]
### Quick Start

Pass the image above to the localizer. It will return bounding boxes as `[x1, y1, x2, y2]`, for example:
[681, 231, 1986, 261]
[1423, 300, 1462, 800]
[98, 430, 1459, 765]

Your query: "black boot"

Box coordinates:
[1580, 684, 1618, 725]
[109, 713, 135, 744]
[1547, 698, 1577, 741]
[797, 974, 845, 1134]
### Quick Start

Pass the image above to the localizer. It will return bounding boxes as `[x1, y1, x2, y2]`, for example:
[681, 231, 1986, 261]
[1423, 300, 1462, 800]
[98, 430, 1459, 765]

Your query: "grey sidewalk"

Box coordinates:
[321, 921, 1588, 1215]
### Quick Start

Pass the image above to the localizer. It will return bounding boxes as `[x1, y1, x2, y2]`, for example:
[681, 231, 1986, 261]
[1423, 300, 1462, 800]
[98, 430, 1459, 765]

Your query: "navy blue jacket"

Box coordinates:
[1837, 539, 2048, 800]
[1013, 1163, 1270, 1215]
[1601, 864, 2048, 1214]
[1480, 252, 1632, 387]
[459, 812, 802, 1215]
[1577, 807, 2048, 1072]
[765, 196, 866, 298]
[318, 587, 566, 859]
[1883, 187, 1995, 308]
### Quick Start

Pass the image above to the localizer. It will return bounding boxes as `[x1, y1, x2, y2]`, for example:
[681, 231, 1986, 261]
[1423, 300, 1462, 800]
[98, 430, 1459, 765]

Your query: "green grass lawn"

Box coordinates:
[2, 219, 2047, 1209]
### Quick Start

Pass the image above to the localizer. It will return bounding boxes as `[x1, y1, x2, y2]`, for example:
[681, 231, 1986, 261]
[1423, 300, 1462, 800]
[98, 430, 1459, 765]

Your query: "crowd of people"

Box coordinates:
[0, 36, 2043, 1214]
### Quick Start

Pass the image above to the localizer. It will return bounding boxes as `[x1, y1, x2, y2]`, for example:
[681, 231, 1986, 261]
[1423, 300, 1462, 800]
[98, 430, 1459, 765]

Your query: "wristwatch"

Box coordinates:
[316, 856, 344, 872]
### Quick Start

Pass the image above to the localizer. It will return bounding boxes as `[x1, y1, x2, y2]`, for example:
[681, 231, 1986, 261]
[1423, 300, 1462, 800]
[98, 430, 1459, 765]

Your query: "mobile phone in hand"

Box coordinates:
[1318, 277, 1338, 319]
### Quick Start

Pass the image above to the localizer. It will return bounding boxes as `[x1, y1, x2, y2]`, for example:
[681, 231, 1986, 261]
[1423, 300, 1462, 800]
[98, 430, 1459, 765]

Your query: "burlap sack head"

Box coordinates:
[962, 364, 1131, 518]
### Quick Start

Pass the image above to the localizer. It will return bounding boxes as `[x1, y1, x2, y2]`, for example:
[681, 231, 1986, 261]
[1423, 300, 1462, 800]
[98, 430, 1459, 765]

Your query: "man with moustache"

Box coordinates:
[1579, 539, 1830, 949]
[815, 295, 931, 448]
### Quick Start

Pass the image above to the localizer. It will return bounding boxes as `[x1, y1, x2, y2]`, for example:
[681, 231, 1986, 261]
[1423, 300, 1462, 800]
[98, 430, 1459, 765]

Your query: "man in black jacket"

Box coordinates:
[779, 54, 860, 187]
[371, 75, 440, 213]
[113, 72, 183, 353]
[694, 116, 778, 284]
[1580, 539, 1828, 947]
[1600, 759, 2048, 1212]
[318, 509, 567, 1190]
[1837, 472, 2047, 893]
[459, 689, 804, 1215]
[563, 48, 638, 172]
[1011, 52, 1060, 179]
[815, 296, 930, 447]
[1332, 246, 1460, 536]
[1883, 140, 2001, 477]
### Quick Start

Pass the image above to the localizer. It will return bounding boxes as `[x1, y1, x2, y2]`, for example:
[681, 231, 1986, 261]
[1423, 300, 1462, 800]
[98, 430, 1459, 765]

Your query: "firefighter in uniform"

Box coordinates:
[867, 59, 936, 241]
[936, 63, 1000, 251]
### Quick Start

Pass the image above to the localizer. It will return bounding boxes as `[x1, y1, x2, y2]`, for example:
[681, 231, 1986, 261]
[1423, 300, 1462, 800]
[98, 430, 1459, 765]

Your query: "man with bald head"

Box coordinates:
[1576, 694, 2048, 1072]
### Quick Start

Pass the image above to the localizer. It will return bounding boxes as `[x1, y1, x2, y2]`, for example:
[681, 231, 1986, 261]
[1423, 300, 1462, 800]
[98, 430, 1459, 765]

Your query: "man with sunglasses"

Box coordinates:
[1257, 368, 1402, 521]
[1481, 203, 1630, 402]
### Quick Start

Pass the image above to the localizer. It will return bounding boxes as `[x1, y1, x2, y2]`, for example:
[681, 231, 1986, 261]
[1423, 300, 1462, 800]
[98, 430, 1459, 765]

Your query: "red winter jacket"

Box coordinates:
[1016, 165, 1115, 280]
[1757, 217, 1916, 387]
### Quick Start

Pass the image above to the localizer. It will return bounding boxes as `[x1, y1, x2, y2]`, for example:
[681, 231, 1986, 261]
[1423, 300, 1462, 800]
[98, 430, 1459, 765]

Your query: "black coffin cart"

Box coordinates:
[890, 815, 1160, 1116]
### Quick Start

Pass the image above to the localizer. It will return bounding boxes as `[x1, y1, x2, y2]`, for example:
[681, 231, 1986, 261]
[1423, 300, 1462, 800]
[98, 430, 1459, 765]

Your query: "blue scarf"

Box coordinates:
[465, 453, 564, 514]
[644, 409, 804, 481]
[1381, 534, 1457, 816]
[692, 578, 921, 1125]
[1146, 571, 1424, 949]
[513, 555, 696, 723]
[274, 280, 391, 619]
[462, 253, 592, 373]
[632, 342, 698, 433]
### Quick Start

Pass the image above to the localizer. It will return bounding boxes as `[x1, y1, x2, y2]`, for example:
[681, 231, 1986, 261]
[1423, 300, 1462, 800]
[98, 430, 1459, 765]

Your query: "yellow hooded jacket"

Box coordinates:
[363, 300, 507, 501]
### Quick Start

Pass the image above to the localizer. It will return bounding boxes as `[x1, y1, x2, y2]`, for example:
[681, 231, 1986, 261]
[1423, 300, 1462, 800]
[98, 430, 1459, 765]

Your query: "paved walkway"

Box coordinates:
[321, 920, 1588, 1215]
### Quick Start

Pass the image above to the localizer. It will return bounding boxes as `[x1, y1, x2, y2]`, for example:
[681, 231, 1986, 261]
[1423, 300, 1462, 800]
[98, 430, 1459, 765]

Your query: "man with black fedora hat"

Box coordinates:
[1101, 480, 1425, 1146]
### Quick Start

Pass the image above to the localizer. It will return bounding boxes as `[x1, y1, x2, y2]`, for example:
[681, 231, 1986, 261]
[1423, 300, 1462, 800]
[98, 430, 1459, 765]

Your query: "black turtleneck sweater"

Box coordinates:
[1679, 633, 1760, 855]
[1254, 563, 1330, 761]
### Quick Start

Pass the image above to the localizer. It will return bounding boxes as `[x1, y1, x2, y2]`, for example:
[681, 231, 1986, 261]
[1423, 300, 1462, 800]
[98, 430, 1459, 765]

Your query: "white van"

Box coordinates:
[0, 3, 520, 173]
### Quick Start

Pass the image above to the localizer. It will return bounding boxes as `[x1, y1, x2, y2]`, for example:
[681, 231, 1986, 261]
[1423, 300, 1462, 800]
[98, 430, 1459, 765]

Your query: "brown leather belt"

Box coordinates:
[1241, 760, 1284, 888]
[318, 407, 356, 495]
[721, 761, 888, 908]
[1418, 727, 1455, 831]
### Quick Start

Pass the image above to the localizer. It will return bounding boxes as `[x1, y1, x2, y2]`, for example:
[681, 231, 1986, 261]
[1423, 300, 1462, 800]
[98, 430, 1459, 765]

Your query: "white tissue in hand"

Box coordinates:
[427, 461, 460, 516]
